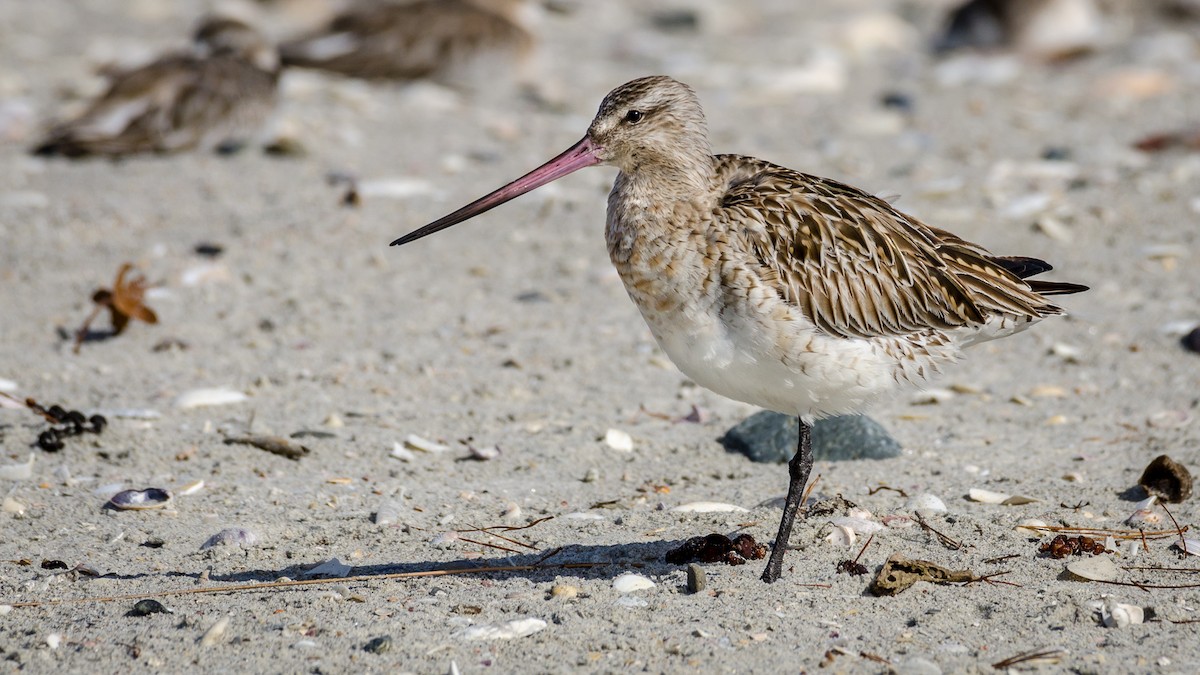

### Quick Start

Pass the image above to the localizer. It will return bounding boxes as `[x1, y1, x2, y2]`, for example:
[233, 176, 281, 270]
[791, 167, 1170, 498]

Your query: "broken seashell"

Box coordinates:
[0, 454, 34, 481]
[670, 502, 748, 513]
[467, 444, 500, 460]
[108, 488, 172, 511]
[904, 493, 947, 514]
[1094, 599, 1145, 628]
[2, 497, 25, 515]
[374, 499, 403, 526]
[199, 616, 230, 647]
[968, 488, 1038, 505]
[830, 516, 883, 535]
[1138, 454, 1192, 503]
[174, 388, 247, 409]
[304, 557, 351, 579]
[458, 617, 546, 641]
[825, 524, 856, 547]
[1065, 556, 1119, 582]
[403, 434, 449, 453]
[1014, 518, 1048, 536]
[389, 442, 416, 462]
[178, 479, 204, 496]
[1147, 410, 1191, 429]
[612, 573, 655, 593]
[604, 428, 634, 452]
[1176, 538, 1200, 556]
[1126, 495, 1161, 526]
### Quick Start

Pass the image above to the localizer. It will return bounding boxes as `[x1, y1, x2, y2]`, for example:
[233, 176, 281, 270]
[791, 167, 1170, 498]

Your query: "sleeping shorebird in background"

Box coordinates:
[390, 76, 1087, 583]
[278, 0, 536, 85]
[934, 0, 1102, 60]
[33, 17, 279, 157]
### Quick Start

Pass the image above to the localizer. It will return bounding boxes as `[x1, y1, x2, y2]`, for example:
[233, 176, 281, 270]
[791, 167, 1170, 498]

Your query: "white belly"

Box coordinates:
[637, 297, 922, 420]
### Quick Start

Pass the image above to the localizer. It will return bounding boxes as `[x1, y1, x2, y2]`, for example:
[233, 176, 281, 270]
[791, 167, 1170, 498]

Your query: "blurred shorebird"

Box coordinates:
[390, 76, 1087, 583]
[278, 0, 536, 85]
[934, 0, 1102, 60]
[34, 17, 279, 158]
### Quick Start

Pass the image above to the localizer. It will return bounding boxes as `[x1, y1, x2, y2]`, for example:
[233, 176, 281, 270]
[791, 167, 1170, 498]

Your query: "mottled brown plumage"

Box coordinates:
[34, 18, 279, 158]
[391, 76, 1086, 583]
[279, 0, 535, 83]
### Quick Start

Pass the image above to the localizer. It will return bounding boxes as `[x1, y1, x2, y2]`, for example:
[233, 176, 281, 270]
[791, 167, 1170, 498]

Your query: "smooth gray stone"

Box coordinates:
[721, 412, 902, 463]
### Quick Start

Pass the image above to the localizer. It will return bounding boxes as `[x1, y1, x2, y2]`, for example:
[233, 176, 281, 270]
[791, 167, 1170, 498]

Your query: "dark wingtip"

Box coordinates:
[1027, 280, 1089, 296]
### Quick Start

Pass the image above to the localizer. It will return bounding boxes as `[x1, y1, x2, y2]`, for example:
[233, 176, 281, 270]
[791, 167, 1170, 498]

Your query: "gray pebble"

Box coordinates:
[721, 412, 901, 463]
[686, 563, 706, 594]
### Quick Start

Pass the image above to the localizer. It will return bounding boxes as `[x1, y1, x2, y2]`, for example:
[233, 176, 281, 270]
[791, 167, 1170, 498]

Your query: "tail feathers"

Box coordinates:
[994, 255, 1087, 296]
[994, 255, 1053, 279]
[1026, 279, 1089, 296]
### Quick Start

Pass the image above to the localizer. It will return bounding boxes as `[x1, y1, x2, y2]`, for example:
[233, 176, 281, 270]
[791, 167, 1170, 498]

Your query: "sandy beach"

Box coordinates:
[2, 0, 1199, 672]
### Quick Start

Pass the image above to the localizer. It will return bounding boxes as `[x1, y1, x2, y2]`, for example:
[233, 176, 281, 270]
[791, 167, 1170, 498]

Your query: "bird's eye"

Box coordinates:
[623, 109, 644, 124]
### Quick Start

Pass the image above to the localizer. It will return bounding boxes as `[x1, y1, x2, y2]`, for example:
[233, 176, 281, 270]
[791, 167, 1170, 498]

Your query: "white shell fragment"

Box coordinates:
[46, 633, 61, 650]
[612, 573, 656, 593]
[0, 378, 17, 393]
[175, 388, 247, 409]
[831, 516, 884, 535]
[1066, 556, 1119, 582]
[404, 434, 449, 453]
[604, 429, 634, 452]
[389, 442, 417, 462]
[199, 616, 230, 647]
[904, 493, 947, 514]
[1126, 496, 1161, 526]
[200, 528, 259, 550]
[825, 524, 856, 547]
[2, 497, 25, 515]
[0, 454, 34, 481]
[1177, 539, 1200, 556]
[178, 480, 205, 496]
[458, 617, 547, 641]
[1014, 519, 1049, 536]
[374, 499, 403, 526]
[305, 557, 351, 579]
[967, 488, 1038, 505]
[670, 502, 748, 513]
[1092, 599, 1146, 628]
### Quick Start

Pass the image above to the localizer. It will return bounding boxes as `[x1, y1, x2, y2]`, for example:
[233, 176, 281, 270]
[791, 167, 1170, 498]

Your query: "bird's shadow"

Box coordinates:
[209, 540, 695, 586]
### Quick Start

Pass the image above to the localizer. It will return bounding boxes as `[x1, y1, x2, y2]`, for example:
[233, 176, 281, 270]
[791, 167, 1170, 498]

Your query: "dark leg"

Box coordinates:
[760, 416, 814, 583]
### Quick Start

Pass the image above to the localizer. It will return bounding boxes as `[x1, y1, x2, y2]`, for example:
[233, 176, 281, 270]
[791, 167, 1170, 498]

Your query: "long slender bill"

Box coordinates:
[390, 136, 602, 247]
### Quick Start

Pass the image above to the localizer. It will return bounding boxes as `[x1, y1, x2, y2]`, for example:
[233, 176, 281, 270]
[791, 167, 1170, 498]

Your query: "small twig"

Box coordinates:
[992, 647, 1068, 669]
[1059, 500, 1089, 510]
[983, 553, 1020, 565]
[1022, 525, 1185, 541]
[800, 474, 821, 511]
[858, 652, 891, 665]
[914, 513, 963, 550]
[867, 485, 908, 498]
[1094, 579, 1200, 591]
[457, 537, 525, 555]
[962, 571, 1021, 588]
[852, 535, 873, 566]
[1122, 565, 1200, 573]
[1157, 501, 1188, 556]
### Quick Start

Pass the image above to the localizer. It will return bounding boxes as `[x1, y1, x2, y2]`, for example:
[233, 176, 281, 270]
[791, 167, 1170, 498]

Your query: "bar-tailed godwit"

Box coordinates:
[279, 0, 535, 84]
[391, 76, 1087, 583]
[34, 18, 278, 157]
